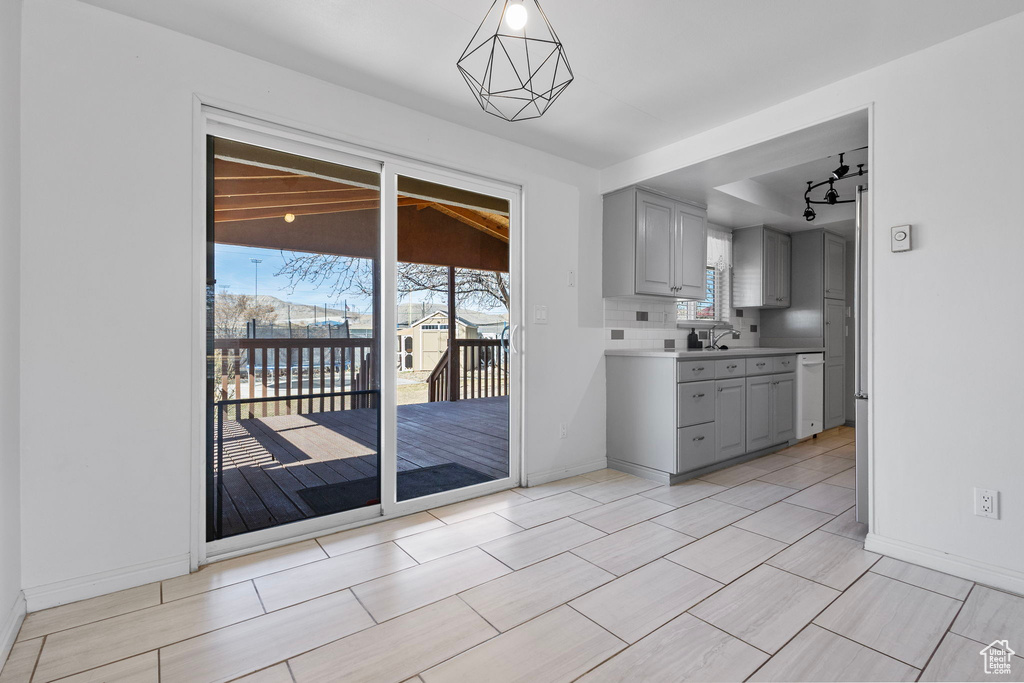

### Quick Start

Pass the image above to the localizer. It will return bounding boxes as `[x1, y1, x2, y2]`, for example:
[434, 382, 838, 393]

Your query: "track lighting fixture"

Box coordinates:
[801, 149, 868, 221]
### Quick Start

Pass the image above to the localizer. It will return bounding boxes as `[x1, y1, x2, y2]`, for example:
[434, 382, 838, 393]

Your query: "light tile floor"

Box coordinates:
[4, 426, 1023, 682]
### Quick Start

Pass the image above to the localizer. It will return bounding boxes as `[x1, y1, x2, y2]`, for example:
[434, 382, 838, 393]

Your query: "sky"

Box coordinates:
[214, 244, 506, 316]
[214, 244, 375, 313]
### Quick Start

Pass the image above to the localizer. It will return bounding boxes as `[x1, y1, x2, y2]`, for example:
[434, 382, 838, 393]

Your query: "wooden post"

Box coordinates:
[448, 266, 459, 402]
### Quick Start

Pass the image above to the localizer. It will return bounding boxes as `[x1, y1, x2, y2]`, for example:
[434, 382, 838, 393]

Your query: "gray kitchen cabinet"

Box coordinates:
[678, 423, 717, 472]
[824, 299, 846, 429]
[733, 225, 792, 308]
[607, 353, 800, 483]
[716, 378, 746, 460]
[760, 229, 850, 428]
[745, 374, 772, 453]
[603, 187, 707, 299]
[771, 373, 796, 444]
[635, 193, 675, 296]
[825, 232, 846, 300]
[778, 232, 792, 307]
[746, 372, 795, 453]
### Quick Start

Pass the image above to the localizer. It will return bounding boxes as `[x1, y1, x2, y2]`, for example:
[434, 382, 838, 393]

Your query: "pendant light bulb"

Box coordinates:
[505, 3, 528, 30]
[284, 213, 296, 223]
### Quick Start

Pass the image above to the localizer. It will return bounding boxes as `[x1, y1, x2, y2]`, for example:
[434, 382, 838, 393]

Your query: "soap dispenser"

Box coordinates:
[687, 327, 701, 349]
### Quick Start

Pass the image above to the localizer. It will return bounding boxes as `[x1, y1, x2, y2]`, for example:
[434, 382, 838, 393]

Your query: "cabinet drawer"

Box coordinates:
[677, 380, 716, 427]
[715, 359, 745, 378]
[677, 422, 716, 473]
[746, 357, 774, 375]
[677, 359, 714, 383]
[772, 355, 796, 373]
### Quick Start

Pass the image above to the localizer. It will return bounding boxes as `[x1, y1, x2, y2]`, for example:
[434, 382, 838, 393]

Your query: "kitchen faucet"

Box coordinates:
[707, 325, 736, 349]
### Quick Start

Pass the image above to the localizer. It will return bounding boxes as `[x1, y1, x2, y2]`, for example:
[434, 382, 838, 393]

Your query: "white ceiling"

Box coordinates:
[78, 0, 1024, 168]
[638, 110, 867, 237]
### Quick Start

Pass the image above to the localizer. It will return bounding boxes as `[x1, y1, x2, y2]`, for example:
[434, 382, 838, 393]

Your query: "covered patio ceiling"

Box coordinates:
[211, 144, 510, 273]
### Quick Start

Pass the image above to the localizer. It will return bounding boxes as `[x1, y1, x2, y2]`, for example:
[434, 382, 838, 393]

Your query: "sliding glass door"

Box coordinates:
[203, 121, 520, 547]
[206, 136, 381, 541]
[392, 175, 512, 502]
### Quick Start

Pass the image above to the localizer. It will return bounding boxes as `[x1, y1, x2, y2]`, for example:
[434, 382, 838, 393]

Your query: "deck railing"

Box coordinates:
[213, 337, 374, 418]
[427, 339, 507, 402]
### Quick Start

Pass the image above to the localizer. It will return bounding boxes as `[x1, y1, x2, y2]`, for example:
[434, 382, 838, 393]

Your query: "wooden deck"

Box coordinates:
[213, 396, 509, 538]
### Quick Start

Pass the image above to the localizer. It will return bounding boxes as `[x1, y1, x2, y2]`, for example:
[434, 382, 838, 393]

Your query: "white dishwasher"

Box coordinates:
[795, 353, 824, 439]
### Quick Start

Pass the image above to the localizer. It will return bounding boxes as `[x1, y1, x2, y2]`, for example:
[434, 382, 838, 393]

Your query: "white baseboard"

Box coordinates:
[1, 591, 26, 665]
[526, 457, 608, 487]
[865, 533, 1024, 597]
[23, 554, 190, 612]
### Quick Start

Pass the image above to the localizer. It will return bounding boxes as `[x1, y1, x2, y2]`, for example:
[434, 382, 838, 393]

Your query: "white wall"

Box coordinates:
[19, 0, 605, 602]
[603, 14, 1024, 591]
[0, 0, 24, 656]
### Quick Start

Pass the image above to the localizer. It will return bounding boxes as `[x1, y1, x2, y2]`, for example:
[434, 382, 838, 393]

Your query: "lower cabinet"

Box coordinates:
[746, 372, 795, 453]
[677, 422, 716, 472]
[606, 355, 801, 479]
[745, 375, 773, 453]
[715, 378, 746, 460]
[772, 373, 796, 443]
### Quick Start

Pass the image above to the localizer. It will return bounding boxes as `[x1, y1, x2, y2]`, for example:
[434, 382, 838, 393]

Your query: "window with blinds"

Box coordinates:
[678, 228, 732, 323]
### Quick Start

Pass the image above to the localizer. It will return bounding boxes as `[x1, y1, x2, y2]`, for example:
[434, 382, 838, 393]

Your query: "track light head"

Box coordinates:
[824, 179, 840, 205]
[831, 152, 849, 180]
[803, 204, 816, 221]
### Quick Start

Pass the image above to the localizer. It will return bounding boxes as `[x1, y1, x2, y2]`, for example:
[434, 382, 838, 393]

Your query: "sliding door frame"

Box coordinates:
[191, 103, 524, 566]
[380, 160, 523, 519]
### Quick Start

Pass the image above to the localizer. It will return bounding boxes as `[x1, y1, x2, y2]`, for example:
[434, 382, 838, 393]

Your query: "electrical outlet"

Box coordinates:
[974, 488, 999, 519]
[559, 423, 567, 439]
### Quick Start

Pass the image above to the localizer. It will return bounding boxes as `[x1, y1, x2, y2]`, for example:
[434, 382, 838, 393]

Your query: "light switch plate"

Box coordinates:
[533, 305, 549, 324]
[891, 224, 912, 252]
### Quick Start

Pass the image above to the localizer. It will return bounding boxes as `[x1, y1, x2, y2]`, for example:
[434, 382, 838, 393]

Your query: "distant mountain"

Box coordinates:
[235, 295, 506, 330]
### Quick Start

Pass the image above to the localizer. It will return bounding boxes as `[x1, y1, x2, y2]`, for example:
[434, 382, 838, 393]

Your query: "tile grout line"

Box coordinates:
[913, 582, 976, 681]
[866, 567, 976, 602]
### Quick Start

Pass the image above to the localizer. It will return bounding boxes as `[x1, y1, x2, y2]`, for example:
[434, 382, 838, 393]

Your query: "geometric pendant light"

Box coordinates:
[457, 0, 574, 122]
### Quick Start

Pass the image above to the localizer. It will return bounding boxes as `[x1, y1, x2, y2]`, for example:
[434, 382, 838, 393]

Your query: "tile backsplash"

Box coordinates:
[604, 299, 761, 350]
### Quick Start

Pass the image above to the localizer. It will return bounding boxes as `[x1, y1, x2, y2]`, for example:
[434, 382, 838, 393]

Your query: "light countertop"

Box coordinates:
[605, 347, 825, 359]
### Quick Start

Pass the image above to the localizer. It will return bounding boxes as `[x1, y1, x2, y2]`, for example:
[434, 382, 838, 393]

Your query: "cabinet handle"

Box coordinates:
[693, 367, 704, 372]
[756, 362, 766, 367]
[693, 436, 705, 442]
[718, 387, 724, 392]
[727, 364, 737, 369]
[692, 393, 705, 398]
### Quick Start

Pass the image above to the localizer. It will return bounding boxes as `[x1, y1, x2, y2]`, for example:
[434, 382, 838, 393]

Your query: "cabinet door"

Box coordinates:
[825, 300, 845, 363]
[745, 375, 772, 453]
[715, 379, 746, 461]
[635, 192, 675, 296]
[675, 204, 708, 300]
[825, 362, 846, 429]
[771, 373, 796, 444]
[762, 230, 779, 305]
[777, 233, 791, 307]
[825, 233, 846, 300]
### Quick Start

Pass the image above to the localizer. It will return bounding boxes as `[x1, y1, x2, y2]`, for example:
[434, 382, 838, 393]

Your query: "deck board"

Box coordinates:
[214, 396, 510, 538]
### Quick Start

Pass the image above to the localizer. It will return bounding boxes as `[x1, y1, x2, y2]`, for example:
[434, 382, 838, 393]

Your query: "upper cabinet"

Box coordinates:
[733, 226, 791, 308]
[604, 187, 708, 299]
[824, 233, 846, 300]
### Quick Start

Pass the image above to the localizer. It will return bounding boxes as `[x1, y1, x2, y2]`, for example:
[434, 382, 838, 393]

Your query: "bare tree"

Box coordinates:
[215, 289, 279, 338]
[275, 254, 509, 311]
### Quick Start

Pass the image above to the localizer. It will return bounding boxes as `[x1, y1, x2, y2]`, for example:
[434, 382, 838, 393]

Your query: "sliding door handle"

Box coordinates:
[509, 324, 522, 355]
